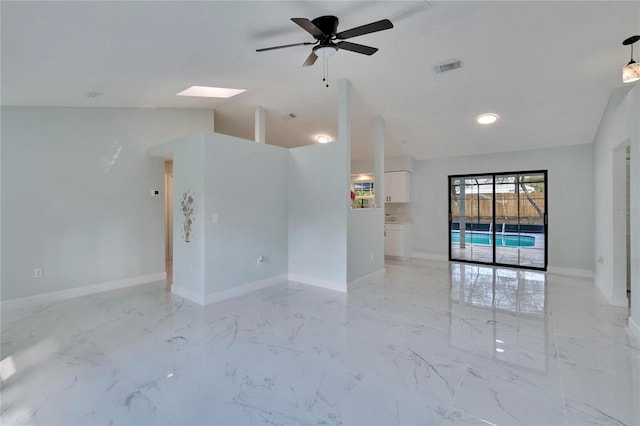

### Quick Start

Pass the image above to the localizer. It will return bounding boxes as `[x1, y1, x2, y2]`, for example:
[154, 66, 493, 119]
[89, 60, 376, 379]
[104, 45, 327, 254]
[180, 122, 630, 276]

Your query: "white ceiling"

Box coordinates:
[2, 1, 638, 160]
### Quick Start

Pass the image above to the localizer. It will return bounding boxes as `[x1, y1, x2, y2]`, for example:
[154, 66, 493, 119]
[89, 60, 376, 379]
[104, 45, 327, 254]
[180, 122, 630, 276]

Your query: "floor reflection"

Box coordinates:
[450, 262, 550, 373]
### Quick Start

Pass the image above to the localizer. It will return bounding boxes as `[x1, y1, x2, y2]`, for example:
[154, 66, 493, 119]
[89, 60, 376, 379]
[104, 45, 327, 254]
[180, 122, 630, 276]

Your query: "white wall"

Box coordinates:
[288, 142, 349, 291]
[1, 107, 213, 301]
[410, 144, 594, 272]
[203, 133, 289, 294]
[171, 134, 206, 300]
[347, 209, 384, 283]
[592, 85, 639, 331]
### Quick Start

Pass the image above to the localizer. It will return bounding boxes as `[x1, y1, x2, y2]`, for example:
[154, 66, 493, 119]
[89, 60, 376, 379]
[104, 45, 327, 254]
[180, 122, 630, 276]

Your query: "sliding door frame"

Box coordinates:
[448, 170, 548, 271]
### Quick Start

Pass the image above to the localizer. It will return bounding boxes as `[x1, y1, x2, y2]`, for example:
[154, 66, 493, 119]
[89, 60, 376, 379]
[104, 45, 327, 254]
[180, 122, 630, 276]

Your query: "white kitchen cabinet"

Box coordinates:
[384, 223, 413, 259]
[384, 171, 411, 203]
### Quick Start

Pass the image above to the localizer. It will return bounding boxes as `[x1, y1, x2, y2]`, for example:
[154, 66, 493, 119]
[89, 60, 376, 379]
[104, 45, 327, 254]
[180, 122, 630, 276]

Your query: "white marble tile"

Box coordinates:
[450, 367, 566, 425]
[556, 334, 640, 379]
[2, 260, 637, 425]
[560, 361, 640, 426]
[564, 397, 631, 426]
[442, 410, 500, 426]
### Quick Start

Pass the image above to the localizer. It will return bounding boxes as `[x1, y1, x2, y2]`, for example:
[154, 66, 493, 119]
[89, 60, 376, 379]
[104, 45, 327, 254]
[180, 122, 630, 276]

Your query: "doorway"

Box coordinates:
[627, 146, 631, 306]
[165, 160, 173, 287]
[449, 171, 547, 270]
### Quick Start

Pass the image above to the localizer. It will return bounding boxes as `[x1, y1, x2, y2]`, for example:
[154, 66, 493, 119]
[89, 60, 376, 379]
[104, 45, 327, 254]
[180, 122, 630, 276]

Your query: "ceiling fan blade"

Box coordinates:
[256, 42, 314, 52]
[302, 51, 318, 67]
[291, 18, 324, 37]
[336, 41, 378, 56]
[335, 19, 393, 40]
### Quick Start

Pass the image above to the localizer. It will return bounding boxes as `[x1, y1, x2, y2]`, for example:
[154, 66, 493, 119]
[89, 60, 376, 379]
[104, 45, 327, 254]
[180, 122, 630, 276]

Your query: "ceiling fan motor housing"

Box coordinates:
[311, 16, 339, 39]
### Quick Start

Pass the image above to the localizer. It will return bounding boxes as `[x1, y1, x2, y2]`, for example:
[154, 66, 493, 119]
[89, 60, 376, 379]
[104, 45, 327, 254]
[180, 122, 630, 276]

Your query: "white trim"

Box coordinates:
[411, 252, 448, 262]
[203, 274, 288, 305]
[348, 269, 385, 288]
[593, 275, 629, 307]
[1, 272, 167, 311]
[288, 274, 347, 293]
[594, 276, 613, 303]
[629, 316, 640, 344]
[172, 274, 288, 306]
[547, 266, 593, 279]
[171, 284, 205, 305]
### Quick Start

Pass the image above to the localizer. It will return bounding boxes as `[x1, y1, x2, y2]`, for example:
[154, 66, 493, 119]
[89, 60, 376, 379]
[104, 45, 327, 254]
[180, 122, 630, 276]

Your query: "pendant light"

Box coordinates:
[622, 35, 640, 84]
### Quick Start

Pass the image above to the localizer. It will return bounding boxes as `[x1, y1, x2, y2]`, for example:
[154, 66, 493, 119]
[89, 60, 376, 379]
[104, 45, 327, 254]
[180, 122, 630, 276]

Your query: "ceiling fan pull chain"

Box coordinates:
[322, 55, 326, 85]
[326, 57, 330, 88]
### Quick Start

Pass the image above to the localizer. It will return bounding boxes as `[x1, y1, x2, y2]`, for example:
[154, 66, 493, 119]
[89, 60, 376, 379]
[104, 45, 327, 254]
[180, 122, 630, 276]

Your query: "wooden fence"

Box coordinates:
[451, 193, 545, 223]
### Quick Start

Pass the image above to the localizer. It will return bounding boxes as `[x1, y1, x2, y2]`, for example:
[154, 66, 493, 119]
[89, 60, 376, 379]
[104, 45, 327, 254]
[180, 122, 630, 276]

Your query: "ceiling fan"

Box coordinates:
[256, 15, 393, 67]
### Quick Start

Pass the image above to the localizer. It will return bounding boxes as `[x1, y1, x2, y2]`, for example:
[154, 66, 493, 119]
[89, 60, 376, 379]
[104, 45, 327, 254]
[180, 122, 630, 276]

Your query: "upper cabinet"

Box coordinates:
[384, 171, 411, 203]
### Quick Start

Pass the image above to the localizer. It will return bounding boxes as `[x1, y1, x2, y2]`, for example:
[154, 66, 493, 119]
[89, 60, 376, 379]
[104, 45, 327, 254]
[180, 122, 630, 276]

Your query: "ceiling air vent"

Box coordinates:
[85, 91, 103, 98]
[281, 113, 297, 121]
[434, 59, 463, 74]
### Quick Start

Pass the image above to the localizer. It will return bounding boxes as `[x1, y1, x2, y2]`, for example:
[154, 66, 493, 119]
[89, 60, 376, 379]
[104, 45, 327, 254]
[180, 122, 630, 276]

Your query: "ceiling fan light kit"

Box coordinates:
[256, 15, 393, 87]
[622, 35, 640, 84]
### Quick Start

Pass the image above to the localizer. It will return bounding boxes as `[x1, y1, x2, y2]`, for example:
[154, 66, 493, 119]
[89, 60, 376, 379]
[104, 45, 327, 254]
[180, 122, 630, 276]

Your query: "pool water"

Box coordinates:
[451, 231, 536, 247]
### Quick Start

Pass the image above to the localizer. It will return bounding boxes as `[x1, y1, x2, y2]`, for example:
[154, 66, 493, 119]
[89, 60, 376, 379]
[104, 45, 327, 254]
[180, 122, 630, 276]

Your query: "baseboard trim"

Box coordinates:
[171, 284, 205, 305]
[411, 252, 448, 262]
[593, 275, 629, 306]
[288, 274, 347, 293]
[171, 274, 288, 306]
[1, 272, 167, 311]
[547, 266, 593, 279]
[348, 269, 385, 288]
[629, 316, 640, 344]
[203, 274, 288, 305]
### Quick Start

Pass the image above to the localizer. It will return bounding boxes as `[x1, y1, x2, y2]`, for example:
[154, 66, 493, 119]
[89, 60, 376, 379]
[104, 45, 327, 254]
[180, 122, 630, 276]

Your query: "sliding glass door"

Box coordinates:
[449, 171, 547, 270]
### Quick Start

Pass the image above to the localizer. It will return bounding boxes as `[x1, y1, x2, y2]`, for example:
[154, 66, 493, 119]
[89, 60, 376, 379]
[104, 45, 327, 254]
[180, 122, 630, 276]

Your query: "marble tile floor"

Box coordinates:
[1, 259, 639, 425]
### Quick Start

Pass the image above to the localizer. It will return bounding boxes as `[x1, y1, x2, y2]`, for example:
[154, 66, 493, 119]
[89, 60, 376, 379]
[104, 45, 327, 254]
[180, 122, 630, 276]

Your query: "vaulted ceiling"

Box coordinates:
[2, 1, 638, 160]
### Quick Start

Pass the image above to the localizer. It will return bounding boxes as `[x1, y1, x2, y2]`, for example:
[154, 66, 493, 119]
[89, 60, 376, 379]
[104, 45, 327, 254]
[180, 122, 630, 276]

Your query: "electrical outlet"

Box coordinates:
[257, 255, 265, 265]
[34, 268, 43, 278]
[370, 252, 375, 260]
[597, 256, 604, 264]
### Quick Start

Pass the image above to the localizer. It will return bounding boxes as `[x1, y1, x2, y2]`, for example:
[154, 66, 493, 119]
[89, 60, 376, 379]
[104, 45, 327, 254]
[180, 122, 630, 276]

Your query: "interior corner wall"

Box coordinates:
[203, 133, 289, 295]
[593, 85, 639, 319]
[347, 209, 384, 283]
[0, 106, 213, 301]
[171, 134, 206, 300]
[288, 142, 348, 291]
[410, 144, 594, 272]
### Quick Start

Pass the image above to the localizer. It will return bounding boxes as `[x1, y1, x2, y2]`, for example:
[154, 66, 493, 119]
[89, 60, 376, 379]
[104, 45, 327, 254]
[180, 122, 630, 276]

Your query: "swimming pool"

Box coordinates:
[451, 231, 536, 247]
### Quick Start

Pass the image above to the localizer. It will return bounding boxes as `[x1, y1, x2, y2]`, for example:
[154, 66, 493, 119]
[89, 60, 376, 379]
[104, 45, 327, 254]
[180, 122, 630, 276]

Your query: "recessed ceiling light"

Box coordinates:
[476, 113, 499, 125]
[316, 135, 331, 144]
[176, 86, 246, 99]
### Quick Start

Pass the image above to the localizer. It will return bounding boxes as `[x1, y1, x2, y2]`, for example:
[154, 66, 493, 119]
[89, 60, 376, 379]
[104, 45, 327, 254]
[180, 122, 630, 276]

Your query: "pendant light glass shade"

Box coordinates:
[622, 35, 640, 83]
[623, 61, 640, 83]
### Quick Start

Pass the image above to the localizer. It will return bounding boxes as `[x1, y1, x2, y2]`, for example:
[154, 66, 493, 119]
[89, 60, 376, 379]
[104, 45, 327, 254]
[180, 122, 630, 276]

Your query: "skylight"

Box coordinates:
[176, 86, 246, 98]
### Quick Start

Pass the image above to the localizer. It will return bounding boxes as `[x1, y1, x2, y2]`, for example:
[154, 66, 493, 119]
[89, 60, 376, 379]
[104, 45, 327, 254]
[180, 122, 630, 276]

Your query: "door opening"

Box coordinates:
[449, 171, 547, 270]
[627, 146, 631, 307]
[165, 160, 173, 288]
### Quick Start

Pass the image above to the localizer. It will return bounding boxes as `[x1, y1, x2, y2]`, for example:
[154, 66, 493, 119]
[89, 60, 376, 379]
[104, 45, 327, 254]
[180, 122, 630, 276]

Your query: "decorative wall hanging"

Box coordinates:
[181, 191, 195, 242]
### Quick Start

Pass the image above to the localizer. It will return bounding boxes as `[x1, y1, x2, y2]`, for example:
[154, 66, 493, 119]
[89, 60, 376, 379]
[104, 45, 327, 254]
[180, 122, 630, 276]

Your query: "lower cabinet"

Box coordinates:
[384, 223, 412, 259]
